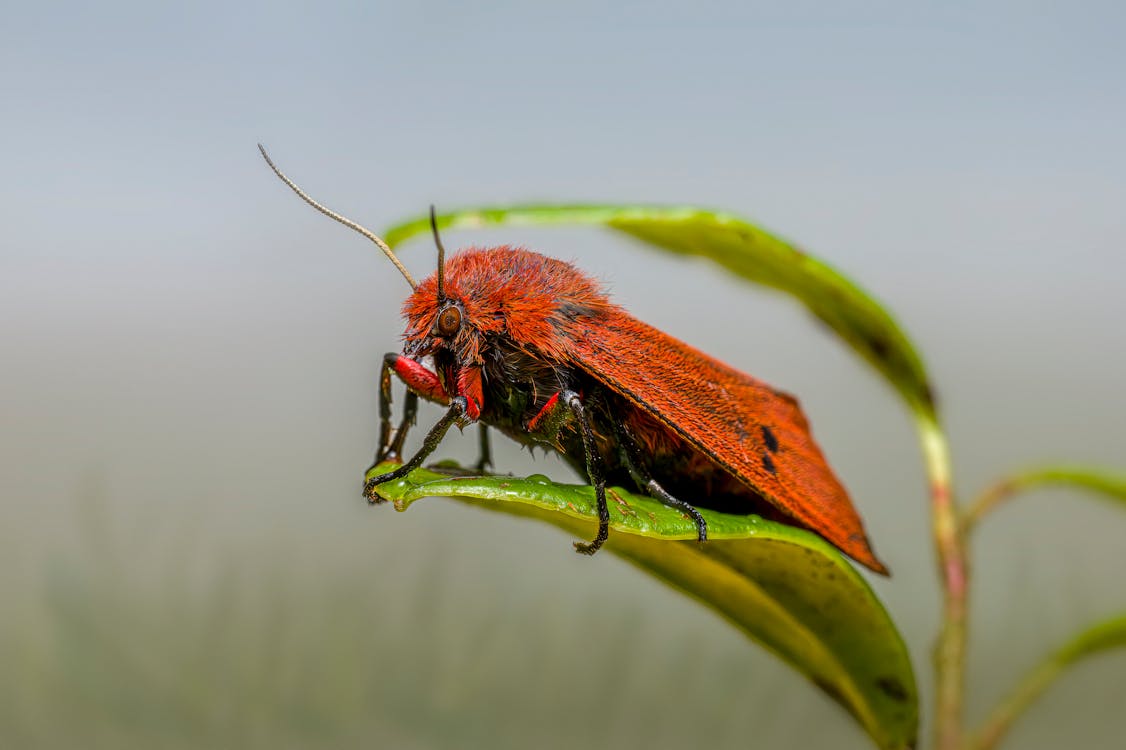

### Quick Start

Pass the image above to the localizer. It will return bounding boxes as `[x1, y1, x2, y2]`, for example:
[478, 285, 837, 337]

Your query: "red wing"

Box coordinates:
[565, 312, 887, 574]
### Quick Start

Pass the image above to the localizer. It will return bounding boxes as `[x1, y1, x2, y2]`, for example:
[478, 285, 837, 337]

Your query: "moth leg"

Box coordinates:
[372, 358, 418, 469]
[374, 353, 399, 464]
[363, 396, 468, 503]
[561, 390, 610, 555]
[385, 390, 418, 463]
[371, 352, 449, 470]
[475, 424, 493, 474]
[614, 423, 708, 542]
[525, 392, 562, 433]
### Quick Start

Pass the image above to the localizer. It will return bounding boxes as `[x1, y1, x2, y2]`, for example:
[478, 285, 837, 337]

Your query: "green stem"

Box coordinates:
[963, 466, 1126, 534]
[966, 653, 1065, 750]
[917, 413, 967, 750]
[963, 462, 1126, 749]
[961, 480, 1016, 534]
[968, 613, 1126, 750]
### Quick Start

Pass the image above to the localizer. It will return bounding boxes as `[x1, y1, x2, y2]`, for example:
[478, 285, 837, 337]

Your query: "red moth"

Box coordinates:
[261, 147, 887, 573]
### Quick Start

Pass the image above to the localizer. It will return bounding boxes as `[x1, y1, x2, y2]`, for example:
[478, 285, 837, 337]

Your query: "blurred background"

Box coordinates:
[2, 2, 1124, 748]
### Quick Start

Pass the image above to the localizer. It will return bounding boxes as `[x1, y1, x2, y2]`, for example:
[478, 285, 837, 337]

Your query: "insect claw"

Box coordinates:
[573, 522, 609, 555]
[572, 539, 601, 555]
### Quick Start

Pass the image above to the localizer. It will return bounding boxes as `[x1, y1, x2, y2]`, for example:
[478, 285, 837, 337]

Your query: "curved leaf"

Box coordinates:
[384, 204, 934, 418]
[970, 613, 1126, 750]
[1058, 613, 1126, 657]
[964, 465, 1126, 531]
[368, 462, 919, 750]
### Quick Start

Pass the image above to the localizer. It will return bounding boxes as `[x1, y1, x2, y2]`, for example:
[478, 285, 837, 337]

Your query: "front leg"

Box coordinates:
[369, 353, 451, 497]
[364, 397, 469, 502]
[374, 357, 418, 467]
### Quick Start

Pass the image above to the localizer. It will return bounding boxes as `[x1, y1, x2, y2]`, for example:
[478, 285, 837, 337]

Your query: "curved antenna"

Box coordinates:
[258, 144, 417, 290]
[429, 205, 447, 301]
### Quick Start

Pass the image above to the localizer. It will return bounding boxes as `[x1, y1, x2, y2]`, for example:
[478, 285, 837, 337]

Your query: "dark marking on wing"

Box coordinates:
[762, 452, 777, 475]
[761, 425, 779, 453]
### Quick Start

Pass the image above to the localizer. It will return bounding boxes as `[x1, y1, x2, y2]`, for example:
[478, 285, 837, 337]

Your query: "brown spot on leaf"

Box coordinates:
[867, 334, 891, 361]
[921, 381, 937, 410]
[875, 676, 909, 703]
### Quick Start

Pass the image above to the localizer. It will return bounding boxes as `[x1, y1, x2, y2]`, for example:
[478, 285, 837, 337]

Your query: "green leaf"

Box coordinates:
[369, 462, 919, 750]
[384, 204, 934, 418]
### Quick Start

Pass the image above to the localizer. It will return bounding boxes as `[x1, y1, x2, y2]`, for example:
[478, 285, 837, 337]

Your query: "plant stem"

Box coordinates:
[964, 613, 1126, 750]
[960, 467, 1126, 749]
[961, 479, 1016, 534]
[963, 466, 1126, 533]
[966, 650, 1062, 750]
[917, 413, 968, 750]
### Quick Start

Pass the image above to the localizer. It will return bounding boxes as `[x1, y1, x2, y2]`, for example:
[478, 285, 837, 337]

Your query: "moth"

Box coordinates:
[261, 146, 886, 573]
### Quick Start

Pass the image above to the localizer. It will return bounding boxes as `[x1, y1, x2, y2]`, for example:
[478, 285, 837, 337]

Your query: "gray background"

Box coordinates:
[2, 2, 1124, 748]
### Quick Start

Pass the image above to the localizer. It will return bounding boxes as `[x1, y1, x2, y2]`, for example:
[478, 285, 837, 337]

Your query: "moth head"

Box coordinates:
[400, 212, 487, 366]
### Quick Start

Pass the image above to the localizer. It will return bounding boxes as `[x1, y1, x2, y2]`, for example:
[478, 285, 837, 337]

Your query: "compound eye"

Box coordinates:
[436, 305, 462, 337]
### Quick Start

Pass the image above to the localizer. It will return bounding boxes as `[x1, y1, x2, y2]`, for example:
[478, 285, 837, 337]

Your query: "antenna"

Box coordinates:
[429, 205, 448, 300]
[258, 144, 417, 290]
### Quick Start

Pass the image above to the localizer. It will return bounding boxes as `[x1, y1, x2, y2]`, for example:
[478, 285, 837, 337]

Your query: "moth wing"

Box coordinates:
[566, 313, 887, 574]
